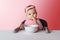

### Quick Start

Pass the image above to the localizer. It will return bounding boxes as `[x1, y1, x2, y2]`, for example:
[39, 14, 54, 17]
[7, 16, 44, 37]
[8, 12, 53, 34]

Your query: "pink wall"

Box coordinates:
[0, 0, 60, 30]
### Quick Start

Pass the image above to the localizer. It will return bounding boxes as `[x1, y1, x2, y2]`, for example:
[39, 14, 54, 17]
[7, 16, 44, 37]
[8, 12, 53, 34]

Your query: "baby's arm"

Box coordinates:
[32, 17, 43, 30]
[19, 22, 25, 30]
[36, 19, 43, 30]
[14, 20, 26, 33]
[20, 20, 26, 29]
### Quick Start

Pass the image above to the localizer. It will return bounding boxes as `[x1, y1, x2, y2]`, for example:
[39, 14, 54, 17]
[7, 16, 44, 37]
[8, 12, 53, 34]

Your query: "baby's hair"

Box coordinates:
[25, 5, 36, 13]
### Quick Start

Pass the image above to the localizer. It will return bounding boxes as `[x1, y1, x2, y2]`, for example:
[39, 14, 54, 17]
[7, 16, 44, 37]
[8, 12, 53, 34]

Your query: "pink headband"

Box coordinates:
[25, 6, 35, 12]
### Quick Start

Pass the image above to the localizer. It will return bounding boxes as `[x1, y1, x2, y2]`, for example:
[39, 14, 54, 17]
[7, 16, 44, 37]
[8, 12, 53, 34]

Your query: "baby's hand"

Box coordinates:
[31, 16, 36, 20]
[20, 24, 24, 30]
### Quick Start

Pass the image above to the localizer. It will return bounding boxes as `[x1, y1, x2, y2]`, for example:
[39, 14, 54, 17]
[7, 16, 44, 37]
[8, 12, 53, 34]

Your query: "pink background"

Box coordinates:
[0, 0, 60, 30]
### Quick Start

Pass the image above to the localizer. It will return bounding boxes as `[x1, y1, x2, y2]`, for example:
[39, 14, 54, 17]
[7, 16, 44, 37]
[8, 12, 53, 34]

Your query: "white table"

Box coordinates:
[0, 30, 60, 40]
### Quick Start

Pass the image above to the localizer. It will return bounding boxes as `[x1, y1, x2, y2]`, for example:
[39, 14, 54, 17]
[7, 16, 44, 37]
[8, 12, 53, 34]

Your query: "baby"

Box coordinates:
[25, 5, 43, 29]
[14, 5, 50, 33]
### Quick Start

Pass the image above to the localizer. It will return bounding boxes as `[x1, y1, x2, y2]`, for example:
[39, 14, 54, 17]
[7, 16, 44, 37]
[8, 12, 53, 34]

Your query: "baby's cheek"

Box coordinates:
[34, 14, 37, 17]
[28, 16, 32, 19]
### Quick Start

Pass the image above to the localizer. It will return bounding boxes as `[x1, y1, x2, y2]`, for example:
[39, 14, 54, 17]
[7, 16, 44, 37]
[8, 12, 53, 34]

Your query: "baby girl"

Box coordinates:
[14, 5, 50, 33]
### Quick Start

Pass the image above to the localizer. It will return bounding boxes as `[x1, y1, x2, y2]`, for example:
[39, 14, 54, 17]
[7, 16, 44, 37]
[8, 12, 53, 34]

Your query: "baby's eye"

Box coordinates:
[29, 14, 31, 15]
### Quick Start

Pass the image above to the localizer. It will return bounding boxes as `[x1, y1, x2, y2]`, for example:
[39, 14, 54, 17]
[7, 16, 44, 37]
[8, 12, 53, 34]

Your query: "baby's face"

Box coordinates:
[26, 9, 37, 20]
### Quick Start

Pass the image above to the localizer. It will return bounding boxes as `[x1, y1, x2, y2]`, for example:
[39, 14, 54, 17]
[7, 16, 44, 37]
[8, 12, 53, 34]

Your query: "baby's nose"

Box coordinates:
[31, 14, 34, 16]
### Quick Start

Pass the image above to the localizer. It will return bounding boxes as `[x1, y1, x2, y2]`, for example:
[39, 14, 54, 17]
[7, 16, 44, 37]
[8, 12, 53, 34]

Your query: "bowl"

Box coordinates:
[25, 25, 38, 33]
